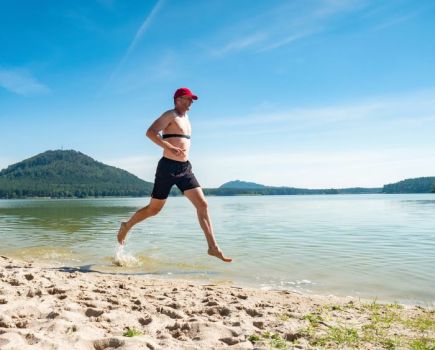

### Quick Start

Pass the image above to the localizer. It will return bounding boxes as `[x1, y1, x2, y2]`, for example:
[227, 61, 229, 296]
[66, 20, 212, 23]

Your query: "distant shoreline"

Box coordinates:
[1, 150, 434, 198]
[2, 192, 435, 200]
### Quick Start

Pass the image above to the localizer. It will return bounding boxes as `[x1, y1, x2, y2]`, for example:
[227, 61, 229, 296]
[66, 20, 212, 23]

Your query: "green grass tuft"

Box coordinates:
[248, 332, 290, 349]
[123, 327, 142, 337]
[302, 312, 324, 327]
[255, 301, 433, 350]
[409, 337, 435, 350]
[248, 334, 261, 343]
[404, 314, 435, 333]
[315, 326, 360, 347]
[270, 334, 288, 349]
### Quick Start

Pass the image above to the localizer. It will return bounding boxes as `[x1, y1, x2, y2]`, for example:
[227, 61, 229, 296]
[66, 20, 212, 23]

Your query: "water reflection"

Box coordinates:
[0, 202, 134, 233]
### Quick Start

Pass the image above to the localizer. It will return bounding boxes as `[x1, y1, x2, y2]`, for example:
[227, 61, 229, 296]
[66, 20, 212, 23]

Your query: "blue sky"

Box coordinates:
[1, 0, 435, 188]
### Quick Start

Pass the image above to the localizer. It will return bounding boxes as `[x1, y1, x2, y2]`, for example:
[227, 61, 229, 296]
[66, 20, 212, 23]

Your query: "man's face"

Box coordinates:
[178, 96, 194, 110]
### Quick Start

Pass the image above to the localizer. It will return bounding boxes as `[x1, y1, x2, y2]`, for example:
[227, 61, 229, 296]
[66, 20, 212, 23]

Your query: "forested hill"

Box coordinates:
[0, 150, 153, 198]
[206, 180, 381, 195]
[383, 177, 435, 193]
[219, 180, 266, 189]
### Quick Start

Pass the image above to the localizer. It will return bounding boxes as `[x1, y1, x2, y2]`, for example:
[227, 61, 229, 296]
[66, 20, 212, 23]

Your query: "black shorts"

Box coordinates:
[151, 157, 200, 200]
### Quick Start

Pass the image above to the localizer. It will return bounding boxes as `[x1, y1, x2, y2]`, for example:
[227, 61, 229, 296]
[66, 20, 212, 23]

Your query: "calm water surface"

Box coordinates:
[0, 195, 434, 305]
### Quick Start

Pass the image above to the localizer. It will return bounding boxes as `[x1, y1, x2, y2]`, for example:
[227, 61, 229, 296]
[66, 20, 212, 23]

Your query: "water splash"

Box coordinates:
[113, 245, 139, 267]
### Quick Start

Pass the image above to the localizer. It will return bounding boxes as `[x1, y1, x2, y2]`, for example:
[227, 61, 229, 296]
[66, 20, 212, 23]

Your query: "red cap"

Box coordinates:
[174, 87, 198, 100]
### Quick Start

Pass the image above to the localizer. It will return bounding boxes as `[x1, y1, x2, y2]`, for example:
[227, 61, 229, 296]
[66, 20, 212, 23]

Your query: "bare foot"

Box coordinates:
[117, 222, 129, 245]
[208, 247, 232, 263]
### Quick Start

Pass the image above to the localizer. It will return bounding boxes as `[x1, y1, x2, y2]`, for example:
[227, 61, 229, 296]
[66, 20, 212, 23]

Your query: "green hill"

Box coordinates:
[0, 150, 153, 198]
[219, 180, 266, 189]
[383, 177, 435, 193]
[206, 180, 382, 196]
[208, 180, 341, 196]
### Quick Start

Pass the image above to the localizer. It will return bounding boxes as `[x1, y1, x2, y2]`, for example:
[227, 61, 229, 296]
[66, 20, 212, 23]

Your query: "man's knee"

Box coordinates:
[196, 199, 208, 212]
[148, 205, 162, 216]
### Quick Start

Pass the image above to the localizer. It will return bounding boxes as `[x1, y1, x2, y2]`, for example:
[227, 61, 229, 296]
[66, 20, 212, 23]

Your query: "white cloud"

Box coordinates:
[0, 68, 50, 96]
[192, 148, 435, 188]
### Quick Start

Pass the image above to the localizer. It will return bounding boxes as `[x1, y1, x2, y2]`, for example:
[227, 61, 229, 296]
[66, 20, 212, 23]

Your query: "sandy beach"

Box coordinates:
[0, 256, 433, 349]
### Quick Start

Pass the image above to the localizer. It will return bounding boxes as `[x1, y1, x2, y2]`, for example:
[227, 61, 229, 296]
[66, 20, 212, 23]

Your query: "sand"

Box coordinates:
[0, 256, 433, 350]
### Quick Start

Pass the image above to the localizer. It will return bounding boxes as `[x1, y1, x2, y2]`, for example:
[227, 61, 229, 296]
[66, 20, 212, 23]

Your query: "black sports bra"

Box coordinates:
[162, 134, 191, 139]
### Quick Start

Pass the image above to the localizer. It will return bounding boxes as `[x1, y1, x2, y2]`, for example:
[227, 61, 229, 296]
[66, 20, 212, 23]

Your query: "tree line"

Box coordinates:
[0, 180, 152, 199]
[382, 177, 435, 193]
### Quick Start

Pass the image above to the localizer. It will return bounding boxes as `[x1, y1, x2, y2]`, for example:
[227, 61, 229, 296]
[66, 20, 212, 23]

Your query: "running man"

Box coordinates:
[117, 87, 232, 263]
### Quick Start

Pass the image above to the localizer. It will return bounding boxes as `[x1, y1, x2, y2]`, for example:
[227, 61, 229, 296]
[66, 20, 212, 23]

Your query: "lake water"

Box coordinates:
[0, 195, 434, 305]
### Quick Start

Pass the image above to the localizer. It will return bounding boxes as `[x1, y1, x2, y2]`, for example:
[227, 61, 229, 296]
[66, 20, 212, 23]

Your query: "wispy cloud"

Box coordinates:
[211, 32, 268, 56]
[257, 29, 320, 52]
[99, 0, 165, 96]
[0, 68, 50, 96]
[372, 10, 421, 31]
[196, 89, 435, 132]
[360, 1, 428, 31]
[206, 0, 366, 56]
[123, 0, 165, 60]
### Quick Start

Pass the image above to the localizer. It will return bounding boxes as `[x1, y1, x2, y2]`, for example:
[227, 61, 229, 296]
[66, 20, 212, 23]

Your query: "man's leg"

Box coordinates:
[117, 198, 166, 245]
[183, 187, 232, 262]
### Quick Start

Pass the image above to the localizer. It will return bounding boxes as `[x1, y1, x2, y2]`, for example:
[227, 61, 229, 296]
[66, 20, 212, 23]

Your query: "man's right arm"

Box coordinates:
[146, 112, 185, 156]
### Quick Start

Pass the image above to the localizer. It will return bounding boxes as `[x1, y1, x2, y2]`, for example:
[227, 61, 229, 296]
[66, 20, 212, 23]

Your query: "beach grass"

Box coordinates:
[122, 327, 142, 337]
[248, 332, 289, 349]
[288, 300, 435, 349]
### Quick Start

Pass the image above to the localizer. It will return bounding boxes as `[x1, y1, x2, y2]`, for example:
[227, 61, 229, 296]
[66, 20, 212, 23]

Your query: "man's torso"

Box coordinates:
[162, 110, 191, 162]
